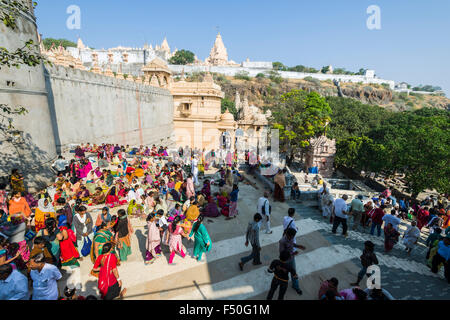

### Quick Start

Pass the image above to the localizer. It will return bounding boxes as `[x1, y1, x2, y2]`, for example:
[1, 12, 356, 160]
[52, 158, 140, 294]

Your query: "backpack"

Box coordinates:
[283, 219, 294, 236]
[261, 199, 271, 215]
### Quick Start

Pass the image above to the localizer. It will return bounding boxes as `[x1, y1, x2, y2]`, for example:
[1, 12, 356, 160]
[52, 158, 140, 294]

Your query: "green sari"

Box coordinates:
[189, 222, 212, 261]
[90, 229, 115, 264]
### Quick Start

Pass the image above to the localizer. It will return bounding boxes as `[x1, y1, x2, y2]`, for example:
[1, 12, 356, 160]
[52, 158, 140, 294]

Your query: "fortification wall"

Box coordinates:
[0, 0, 58, 189]
[44, 65, 175, 153]
[168, 65, 395, 89]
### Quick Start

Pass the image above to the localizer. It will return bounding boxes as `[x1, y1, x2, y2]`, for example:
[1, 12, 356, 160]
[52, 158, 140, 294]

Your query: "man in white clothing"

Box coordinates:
[332, 194, 349, 236]
[283, 208, 299, 251]
[257, 191, 272, 234]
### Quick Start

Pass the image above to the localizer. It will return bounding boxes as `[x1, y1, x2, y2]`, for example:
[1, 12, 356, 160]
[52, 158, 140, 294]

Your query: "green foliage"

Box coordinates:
[234, 71, 250, 81]
[272, 62, 287, 71]
[221, 97, 237, 119]
[256, 73, 266, 79]
[288, 65, 318, 73]
[303, 76, 321, 86]
[328, 95, 450, 197]
[271, 90, 332, 156]
[412, 84, 442, 92]
[320, 66, 330, 74]
[268, 70, 283, 84]
[42, 38, 77, 49]
[168, 49, 195, 65]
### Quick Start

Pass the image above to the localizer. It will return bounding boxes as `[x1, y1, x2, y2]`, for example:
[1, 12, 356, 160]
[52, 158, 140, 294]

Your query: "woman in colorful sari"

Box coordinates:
[127, 199, 144, 217]
[273, 169, 286, 202]
[145, 213, 162, 264]
[10, 169, 25, 193]
[227, 184, 239, 220]
[58, 215, 80, 267]
[91, 221, 117, 265]
[168, 215, 186, 264]
[384, 223, 400, 252]
[202, 196, 220, 218]
[114, 209, 133, 262]
[93, 207, 110, 235]
[105, 171, 114, 187]
[183, 200, 200, 235]
[37, 218, 62, 266]
[74, 146, 85, 159]
[91, 242, 126, 300]
[188, 215, 211, 262]
[417, 206, 430, 231]
[201, 180, 211, 199]
[91, 187, 106, 206]
[105, 186, 120, 208]
[134, 166, 145, 178]
[34, 198, 56, 232]
[8, 191, 32, 219]
[86, 170, 97, 184]
[76, 186, 90, 202]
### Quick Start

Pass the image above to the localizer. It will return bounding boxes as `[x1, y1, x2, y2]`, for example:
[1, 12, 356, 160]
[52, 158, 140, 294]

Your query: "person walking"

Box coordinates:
[331, 195, 349, 237]
[239, 213, 263, 270]
[257, 191, 272, 234]
[370, 205, 386, 237]
[188, 215, 212, 262]
[402, 221, 421, 254]
[91, 242, 126, 300]
[350, 195, 364, 231]
[167, 216, 187, 264]
[28, 253, 62, 300]
[278, 228, 305, 295]
[115, 209, 133, 262]
[0, 264, 29, 300]
[350, 241, 378, 286]
[145, 213, 162, 264]
[266, 250, 298, 300]
[431, 236, 450, 283]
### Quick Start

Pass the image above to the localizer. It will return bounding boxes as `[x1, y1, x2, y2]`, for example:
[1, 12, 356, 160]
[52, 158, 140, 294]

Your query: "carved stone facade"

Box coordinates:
[304, 136, 336, 178]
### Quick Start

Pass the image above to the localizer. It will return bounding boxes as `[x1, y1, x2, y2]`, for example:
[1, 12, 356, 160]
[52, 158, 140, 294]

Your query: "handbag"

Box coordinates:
[81, 236, 92, 257]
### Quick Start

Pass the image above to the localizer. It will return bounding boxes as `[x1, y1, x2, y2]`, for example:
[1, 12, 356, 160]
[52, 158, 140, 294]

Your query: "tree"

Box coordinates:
[271, 90, 332, 165]
[320, 66, 330, 74]
[1, 1, 46, 133]
[42, 38, 76, 49]
[168, 49, 195, 65]
[221, 97, 237, 119]
[272, 61, 287, 71]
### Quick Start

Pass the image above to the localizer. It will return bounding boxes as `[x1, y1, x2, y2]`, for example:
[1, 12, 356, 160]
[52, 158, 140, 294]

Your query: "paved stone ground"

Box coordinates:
[58, 169, 450, 300]
[288, 200, 450, 300]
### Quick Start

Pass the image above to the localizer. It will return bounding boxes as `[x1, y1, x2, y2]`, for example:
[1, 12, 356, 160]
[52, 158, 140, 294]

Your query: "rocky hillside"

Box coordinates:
[199, 74, 450, 111]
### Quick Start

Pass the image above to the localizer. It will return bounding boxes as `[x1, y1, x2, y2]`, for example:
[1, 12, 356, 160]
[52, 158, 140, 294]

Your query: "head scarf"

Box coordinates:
[58, 214, 68, 228]
[38, 198, 55, 212]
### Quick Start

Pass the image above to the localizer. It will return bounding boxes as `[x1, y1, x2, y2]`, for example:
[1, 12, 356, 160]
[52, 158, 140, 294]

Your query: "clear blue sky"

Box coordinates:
[35, 0, 450, 95]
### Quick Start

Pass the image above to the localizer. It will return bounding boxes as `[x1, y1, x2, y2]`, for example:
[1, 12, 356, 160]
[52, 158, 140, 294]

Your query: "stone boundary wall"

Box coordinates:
[44, 65, 175, 153]
[168, 65, 395, 89]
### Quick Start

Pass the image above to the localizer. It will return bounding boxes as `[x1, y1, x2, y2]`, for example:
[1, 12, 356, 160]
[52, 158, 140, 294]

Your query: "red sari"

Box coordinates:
[59, 226, 80, 266]
[94, 253, 118, 299]
[417, 209, 429, 230]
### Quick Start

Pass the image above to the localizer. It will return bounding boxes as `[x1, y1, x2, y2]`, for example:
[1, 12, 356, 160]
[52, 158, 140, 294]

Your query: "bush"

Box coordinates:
[234, 71, 251, 81]
[303, 76, 321, 85]
[256, 73, 266, 79]
[268, 71, 283, 84]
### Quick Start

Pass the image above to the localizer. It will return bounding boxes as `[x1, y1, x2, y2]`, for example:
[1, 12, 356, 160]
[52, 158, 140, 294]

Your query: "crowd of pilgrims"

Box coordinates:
[0, 143, 248, 300]
[317, 182, 450, 296]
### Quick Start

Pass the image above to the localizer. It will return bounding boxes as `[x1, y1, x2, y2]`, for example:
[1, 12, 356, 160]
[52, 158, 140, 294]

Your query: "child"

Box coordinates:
[266, 250, 298, 300]
[30, 236, 54, 265]
[145, 213, 162, 264]
[351, 241, 378, 286]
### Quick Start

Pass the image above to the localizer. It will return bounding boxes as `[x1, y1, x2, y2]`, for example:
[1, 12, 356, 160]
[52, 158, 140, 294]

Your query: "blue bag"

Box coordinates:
[81, 236, 92, 257]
